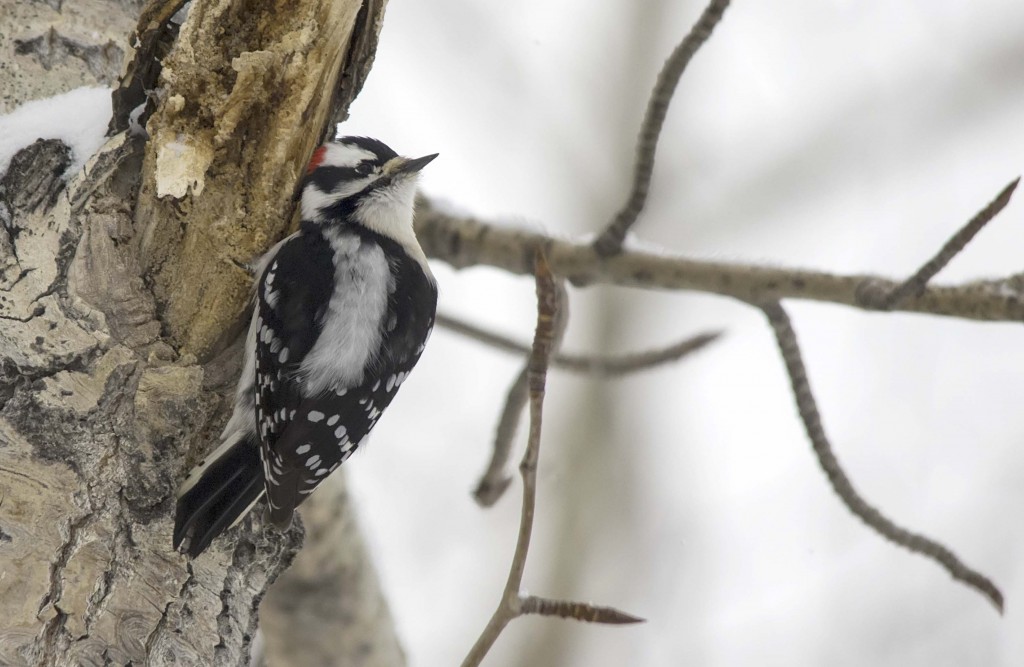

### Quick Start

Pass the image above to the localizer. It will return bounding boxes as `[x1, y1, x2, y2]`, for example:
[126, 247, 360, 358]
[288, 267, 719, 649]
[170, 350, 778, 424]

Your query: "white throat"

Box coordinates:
[352, 179, 434, 280]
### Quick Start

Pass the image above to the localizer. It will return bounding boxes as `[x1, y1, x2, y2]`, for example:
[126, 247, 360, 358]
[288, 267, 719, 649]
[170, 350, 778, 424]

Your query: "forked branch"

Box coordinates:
[860, 177, 1021, 309]
[417, 194, 1024, 324]
[460, 308, 721, 507]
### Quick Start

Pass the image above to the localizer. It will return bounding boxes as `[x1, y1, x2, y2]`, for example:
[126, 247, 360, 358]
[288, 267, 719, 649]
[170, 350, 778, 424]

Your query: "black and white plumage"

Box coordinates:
[173, 137, 438, 557]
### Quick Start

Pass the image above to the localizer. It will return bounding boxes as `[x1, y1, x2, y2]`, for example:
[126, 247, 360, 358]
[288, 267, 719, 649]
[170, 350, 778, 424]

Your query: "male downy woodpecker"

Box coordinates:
[173, 137, 438, 557]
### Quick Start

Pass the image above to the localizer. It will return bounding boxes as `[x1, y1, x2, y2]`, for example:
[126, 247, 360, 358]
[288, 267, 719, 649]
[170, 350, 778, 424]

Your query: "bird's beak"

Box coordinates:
[389, 153, 439, 176]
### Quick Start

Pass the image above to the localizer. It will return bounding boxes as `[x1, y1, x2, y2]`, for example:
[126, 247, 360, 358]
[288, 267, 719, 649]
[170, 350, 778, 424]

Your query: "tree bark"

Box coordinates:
[0, 1, 404, 665]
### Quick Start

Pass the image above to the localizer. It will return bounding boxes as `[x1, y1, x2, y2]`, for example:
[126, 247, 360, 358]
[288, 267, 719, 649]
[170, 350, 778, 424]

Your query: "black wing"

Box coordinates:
[260, 231, 437, 525]
[252, 228, 335, 524]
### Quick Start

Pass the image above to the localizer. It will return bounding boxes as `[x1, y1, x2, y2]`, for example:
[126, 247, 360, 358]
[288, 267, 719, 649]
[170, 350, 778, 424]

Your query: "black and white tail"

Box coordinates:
[173, 434, 265, 558]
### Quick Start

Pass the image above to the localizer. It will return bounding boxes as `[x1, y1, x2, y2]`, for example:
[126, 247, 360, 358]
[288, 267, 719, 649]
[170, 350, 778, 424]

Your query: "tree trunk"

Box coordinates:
[0, 1, 403, 665]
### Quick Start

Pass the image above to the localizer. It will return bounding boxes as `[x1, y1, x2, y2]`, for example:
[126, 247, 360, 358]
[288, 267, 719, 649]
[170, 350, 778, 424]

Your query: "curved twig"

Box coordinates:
[473, 283, 568, 507]
[592, 0, 732, 257]
[760, 300, 1003, 612]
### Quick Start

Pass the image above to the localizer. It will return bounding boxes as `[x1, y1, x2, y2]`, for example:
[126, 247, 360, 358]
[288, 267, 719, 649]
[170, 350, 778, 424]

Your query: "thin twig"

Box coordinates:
[760, 300, 1003, 613]
[592, 0, 732, 257]
[520, 595, 644, 625]
[473, 282, 568, 508]
[864, 178, 1021, 309]
[415, 195, 1024, 324]
[462, 251, 642, 667]
[474, 365, 527, 506]
[437, 312, 722, 378]
[462, 250, 560, 667]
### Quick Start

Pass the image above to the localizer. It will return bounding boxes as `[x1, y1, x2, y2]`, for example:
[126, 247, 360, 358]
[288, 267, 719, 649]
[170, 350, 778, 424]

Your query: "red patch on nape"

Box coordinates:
[306, 146, 328, 175]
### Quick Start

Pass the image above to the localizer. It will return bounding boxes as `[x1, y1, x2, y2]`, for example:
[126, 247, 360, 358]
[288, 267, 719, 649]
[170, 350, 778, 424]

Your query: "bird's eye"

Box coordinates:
[355, 162, 375, 176]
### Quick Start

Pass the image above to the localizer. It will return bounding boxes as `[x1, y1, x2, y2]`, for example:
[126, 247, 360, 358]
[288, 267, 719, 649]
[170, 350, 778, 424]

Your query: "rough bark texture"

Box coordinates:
[0, 135, 301, 666]
[0, 1, 405, 665]
[0, 0, 136, 112]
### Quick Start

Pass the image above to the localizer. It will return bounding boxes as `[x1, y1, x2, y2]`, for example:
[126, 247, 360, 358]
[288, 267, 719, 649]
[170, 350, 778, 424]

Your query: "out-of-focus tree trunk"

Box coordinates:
[0, 2, 404, 665]
[260, 475, 407, 667]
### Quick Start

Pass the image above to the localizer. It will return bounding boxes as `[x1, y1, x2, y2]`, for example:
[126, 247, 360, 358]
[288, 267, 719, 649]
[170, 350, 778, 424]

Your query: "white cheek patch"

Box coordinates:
[322, 143, 376, 167]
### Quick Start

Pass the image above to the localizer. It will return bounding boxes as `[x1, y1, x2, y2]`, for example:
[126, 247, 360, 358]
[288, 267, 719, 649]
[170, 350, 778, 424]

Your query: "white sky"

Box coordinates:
[2, 1, 1022, 666]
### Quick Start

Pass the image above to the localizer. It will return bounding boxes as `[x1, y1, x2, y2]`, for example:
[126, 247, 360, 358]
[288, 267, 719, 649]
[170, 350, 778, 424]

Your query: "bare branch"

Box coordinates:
[473, 282, 567, 508]
[416, 198, 1024, 324]
[462, 251, 641, 667]
[760, 300, 1004, 612]
[437, 312, 722, 378]
[474, 365, 527, 507]
[860, 178, 1021, 310]
[462, 250, 560, 666]
[592, 0, 732, 257]
[520, 596, 645, 625]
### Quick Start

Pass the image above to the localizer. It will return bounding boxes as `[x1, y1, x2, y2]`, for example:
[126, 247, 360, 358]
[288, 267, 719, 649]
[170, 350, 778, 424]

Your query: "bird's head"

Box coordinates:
[299, 136, 437, 235]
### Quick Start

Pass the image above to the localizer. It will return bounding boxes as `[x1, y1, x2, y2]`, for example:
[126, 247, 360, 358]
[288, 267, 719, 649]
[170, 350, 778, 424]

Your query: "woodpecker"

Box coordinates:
[173, 137, 438, 557]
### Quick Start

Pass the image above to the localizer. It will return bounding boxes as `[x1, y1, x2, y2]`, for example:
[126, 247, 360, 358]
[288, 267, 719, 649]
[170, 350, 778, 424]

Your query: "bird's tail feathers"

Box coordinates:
[173, 434, 264, 558]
